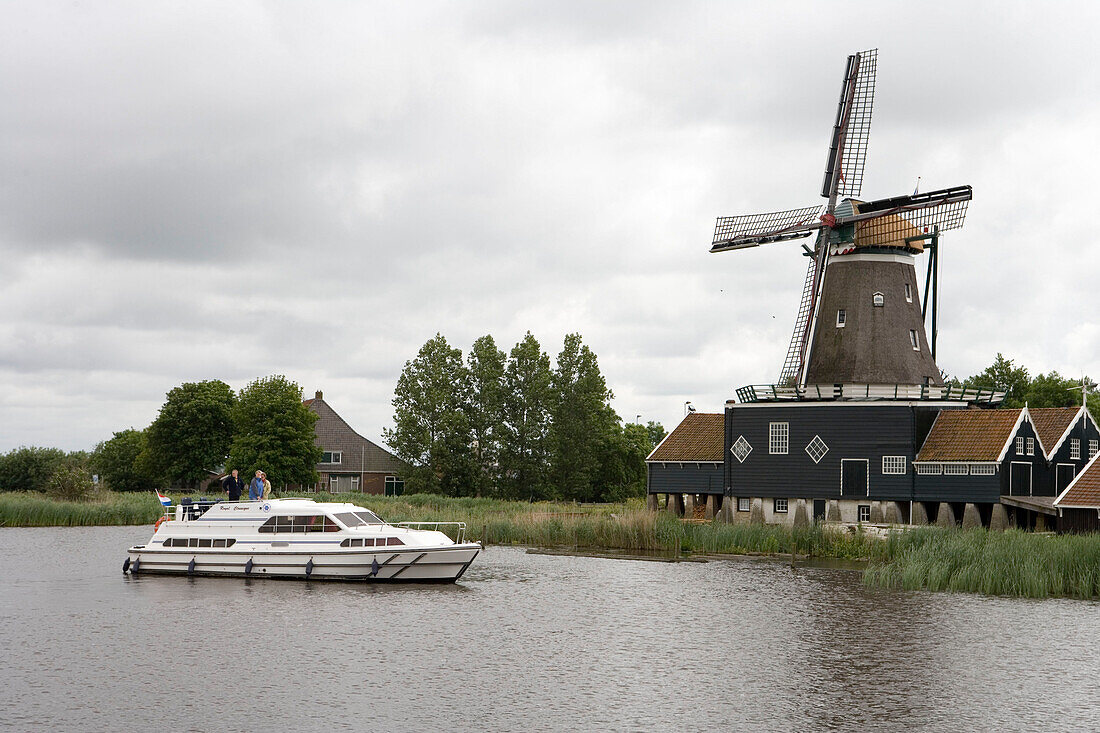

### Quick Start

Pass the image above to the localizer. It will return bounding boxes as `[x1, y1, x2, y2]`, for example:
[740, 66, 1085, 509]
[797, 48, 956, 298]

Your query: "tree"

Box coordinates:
[228, 376, 321, 487]
[0, 446, 66, 492]
[597, 421, 653, 502]
[644, 421, 667, 452]
[467, 335, 506, 496]
[146, 380, 236, 486]
[548, 333, 618, 502]
[499, 332, 553, 500]
[1024, 371, 1080, 408]
[92, 429, 162, 492]
[965, 354, 1030, 407]
[384, 334, 476, 495]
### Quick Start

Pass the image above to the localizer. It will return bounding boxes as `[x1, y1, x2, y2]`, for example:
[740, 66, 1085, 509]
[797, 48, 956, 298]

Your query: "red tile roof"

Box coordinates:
[1055, 453, 1100, 508]
[915, 408, 1023, 462]
[647, 413, 724, 462]
[1029, 407, 1080, 457]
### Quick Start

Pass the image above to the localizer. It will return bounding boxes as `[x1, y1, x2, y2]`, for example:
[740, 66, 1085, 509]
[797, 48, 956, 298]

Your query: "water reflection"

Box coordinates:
[1, 526, 1098, 731]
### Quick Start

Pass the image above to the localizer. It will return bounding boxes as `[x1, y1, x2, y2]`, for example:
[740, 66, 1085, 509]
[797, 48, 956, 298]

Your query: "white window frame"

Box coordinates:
[731, 435, 753, 463]
[351, 475, 360, 492]
[970, 464, 996, 476]
[857, 505, 871, 523]
[909, 330, 920, 351]
[1070, 438, 1081, 460]
[836, 309, 846, 328]
[1090, 439, 1098, 459]
[805, 435, 829, 464]
[322, 451, 343, 465]
[1010, 461, 1033, 496]
[737, 497, 751, 512]
[915, 463, 942, 475]
[904, 283, 913, 303]
[1026, 437, 1035, 456]
[773, 498, 788, 514]
[872, 292, 884, 307]
[882, 456, 906, 475]
[944, 463, 969, 475]
[769, 422, 789, 455]
[1016, 436, 1025, 455]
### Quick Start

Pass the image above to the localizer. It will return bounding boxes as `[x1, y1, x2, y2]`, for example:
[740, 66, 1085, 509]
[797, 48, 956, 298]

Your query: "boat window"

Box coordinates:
[385, 537, 404, 546]
[261, 515, 341, 533]
[213, 539, 227, 548]
[353, 511, 384, 525]
[189, 538, 199, 548]
[199, 538, 212, 547]
[334, 512, 367, 528]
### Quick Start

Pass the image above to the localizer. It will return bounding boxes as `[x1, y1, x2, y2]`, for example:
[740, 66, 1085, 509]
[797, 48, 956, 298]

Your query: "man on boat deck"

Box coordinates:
[249, 470, 265, 501]
[222, 469, 244, 501]
[261, 472, 272, 500]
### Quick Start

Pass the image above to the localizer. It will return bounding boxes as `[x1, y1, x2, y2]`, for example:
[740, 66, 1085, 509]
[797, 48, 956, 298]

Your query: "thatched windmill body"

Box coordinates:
[712, 49, 971, 389]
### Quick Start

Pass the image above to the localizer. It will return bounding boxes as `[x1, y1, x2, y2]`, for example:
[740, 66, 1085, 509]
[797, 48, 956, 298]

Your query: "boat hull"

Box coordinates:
[126, 543, 480, 583]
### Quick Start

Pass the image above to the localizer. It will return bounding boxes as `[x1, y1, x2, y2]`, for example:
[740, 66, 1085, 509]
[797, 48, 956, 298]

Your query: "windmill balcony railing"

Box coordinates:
[734, 383, 1005, 405]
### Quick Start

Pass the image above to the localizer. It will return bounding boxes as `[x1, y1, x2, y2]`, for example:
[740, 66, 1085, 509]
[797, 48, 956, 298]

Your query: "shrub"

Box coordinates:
[46, 465, 95, 502]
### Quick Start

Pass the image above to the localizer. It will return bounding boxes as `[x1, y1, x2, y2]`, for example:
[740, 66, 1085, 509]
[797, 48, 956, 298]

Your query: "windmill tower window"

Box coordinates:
[872, 292, 884, 307]
[909, 330, 919, 351]
[905, 283, 913, 302]
[836, 309, 846, 328]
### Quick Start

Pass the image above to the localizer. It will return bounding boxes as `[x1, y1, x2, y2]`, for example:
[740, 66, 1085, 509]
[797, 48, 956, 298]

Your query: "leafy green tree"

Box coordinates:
[92, 429, 163, 492]
[644, 421, 667, 452]
[384, 334, 476, 496]
[965, 354, 1030, 407]
[548, 333, 617, 502]
[46, 464, 95, 501]
[499, 332, 553, 500]
[598, 421, 654, 502]
[146, 380, 236, 487]
[228, 376, 321, 487]
[0, 446, 66, 492]
[467, 335, 506, 496]
[1024, 371, 1080, 408]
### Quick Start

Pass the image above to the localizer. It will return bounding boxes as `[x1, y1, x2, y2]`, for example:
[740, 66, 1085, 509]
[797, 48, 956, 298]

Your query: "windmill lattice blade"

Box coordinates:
[836, 48, 876, 198]
[777, 250, 819, 386]
[711, 204, 823, 251]
[851, 185, 972, 245]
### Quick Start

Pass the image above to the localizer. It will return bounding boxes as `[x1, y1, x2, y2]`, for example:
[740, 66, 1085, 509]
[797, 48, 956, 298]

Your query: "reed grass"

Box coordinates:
[0, 491, 162, 527]
[864, 527, 1100, 600]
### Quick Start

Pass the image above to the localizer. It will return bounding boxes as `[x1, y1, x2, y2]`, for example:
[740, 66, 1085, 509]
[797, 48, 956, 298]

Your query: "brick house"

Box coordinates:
[299, 391, 406, 495]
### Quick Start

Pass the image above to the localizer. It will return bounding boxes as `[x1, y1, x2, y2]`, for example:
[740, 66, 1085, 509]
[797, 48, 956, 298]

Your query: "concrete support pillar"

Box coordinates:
[749, 498, 765, 525]
[869, 501, 884, 524]
[826, 500, 841, 523]
[718, 496, 734, 523]
[669, 493, 685, 516]
[1035, 513, 1048, 532]
[706, 494, 719, 520]
[961, 503, 982, 530]
[684, 493, 696, 515]
[883, 501, 901, 525]
[936, 503, 956, 528]
[646, 493, 658, 512]
[989, 503, 1009, 532]
[912, 502, 929, 525]
[792, 499, 810, 528]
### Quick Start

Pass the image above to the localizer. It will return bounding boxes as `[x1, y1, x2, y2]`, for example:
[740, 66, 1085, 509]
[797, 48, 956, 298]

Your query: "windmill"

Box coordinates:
[711, 49, 971, 388]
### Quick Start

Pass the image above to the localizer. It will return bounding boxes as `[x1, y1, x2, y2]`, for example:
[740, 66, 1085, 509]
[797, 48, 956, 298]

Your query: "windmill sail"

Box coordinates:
[777, 241, 821, 385]
[711, 204, 823, 252]
[821, 49, 877, 202]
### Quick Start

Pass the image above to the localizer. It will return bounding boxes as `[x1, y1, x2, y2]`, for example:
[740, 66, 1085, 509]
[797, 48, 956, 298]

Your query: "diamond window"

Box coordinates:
[731, 435, 753, 463]
[805, 435, 829, 464]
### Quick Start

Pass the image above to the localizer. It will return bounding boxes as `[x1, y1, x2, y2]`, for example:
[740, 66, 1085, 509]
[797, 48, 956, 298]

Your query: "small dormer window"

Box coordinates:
[872, 292, 884, 307]
[836, 309, 846, 327]
[904, 283, 913, 302]
[909, 330, 919, 351]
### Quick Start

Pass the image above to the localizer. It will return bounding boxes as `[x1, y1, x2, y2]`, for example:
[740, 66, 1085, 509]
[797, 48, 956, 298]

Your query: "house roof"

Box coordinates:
[304, 392, 405, 474]
[915, 408, 1024, 462]
[647, 413, 724, 462]
[1029, 407, 1081, 458]
[1054, 451, 1100, 508]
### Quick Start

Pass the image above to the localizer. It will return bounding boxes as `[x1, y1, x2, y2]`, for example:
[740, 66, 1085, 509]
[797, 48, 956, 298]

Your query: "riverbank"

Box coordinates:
[4, 491, 1098, 599]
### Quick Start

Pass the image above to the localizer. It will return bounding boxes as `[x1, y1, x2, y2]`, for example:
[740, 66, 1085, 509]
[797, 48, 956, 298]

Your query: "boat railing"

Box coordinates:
[393, 521, 468, 544]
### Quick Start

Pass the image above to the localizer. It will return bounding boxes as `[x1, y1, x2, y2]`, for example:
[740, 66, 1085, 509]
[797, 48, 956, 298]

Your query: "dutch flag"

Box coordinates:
[156, 490, 172, 507]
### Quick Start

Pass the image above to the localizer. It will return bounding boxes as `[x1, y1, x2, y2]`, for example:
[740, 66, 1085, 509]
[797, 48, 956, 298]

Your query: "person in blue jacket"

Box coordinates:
[249, 470, 265, 501]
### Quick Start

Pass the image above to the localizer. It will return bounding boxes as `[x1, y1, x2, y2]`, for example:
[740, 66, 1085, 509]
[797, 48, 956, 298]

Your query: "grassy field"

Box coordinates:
[4, 491, 1099, 599]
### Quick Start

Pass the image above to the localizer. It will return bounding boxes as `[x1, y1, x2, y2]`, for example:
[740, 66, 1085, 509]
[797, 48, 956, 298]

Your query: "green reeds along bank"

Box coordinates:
[864, 528, 1100, 600]
[0, 491, 163, 527]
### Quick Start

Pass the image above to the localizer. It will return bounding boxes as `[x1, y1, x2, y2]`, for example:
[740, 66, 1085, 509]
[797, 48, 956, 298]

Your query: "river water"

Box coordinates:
[1, 526, 1098, 732]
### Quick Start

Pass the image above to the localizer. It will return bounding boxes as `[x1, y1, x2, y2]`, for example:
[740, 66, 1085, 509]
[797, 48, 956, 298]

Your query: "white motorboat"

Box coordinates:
[124, 498, 480, 582]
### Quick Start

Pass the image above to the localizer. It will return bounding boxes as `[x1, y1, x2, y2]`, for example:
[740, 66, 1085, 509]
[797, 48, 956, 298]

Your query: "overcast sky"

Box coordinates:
[2, 1, 1099, 453]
